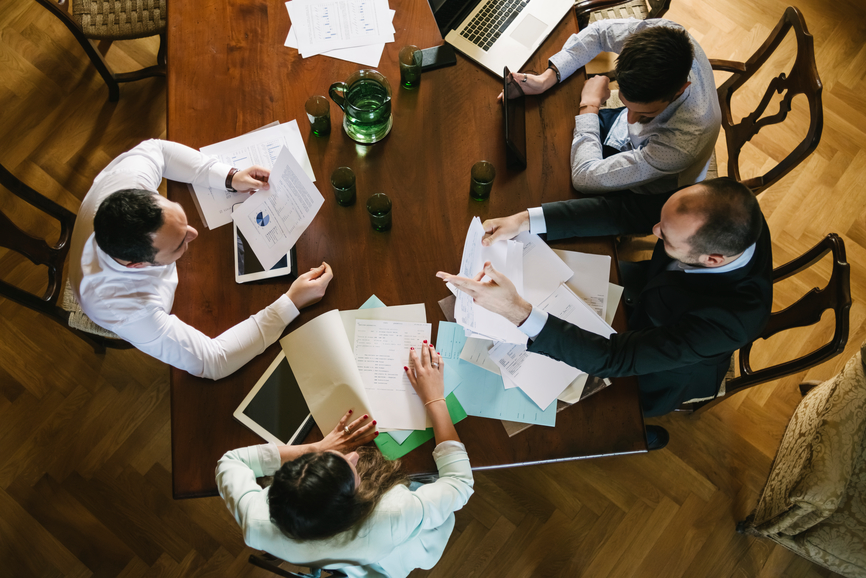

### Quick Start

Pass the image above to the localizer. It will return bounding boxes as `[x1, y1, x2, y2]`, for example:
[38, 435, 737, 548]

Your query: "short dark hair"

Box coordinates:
[679, 178, 763, 257]
[93, 190, 163, 264]
[615, 25, 694, 103]
[267, 447, 407, 541]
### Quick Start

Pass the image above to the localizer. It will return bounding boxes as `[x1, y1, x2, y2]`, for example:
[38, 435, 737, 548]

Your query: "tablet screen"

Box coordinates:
[234, 352, 314, 445]
[233, 204, 297, 283]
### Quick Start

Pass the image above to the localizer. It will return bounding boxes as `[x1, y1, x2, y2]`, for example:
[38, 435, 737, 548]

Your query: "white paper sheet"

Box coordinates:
[542, 284, 615, 341]
[285, 6, 394, 66]
[488, 341, 581, 410]
[452, 217, 527, 344]
[232, 146, 324, 271]
[458, 337, 501, 375]
[552, 249, 611, 320]
[353, 319, 432, 430]
[606, 283, 624, 326]
[190, 121, 315, 230]
[517, 232, 574, 306]
[286, 0, 393, 56]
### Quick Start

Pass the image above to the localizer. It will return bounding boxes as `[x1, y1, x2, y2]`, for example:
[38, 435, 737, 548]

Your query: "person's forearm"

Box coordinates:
[278, 441, 320, 464]
[427, 401, 460, 445]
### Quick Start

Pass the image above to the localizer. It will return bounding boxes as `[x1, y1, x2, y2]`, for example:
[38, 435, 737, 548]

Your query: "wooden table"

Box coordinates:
[167, 0, 646, 499]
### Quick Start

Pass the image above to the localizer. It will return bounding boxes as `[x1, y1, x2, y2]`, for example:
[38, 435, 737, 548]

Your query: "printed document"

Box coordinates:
[353, 320, 432, 430]
[190, 121, 314, 230]
[552, 249, 611, 319]
[285, 4, 395, 66]
[452, 217, 526, 344]
[232, 146, 324, 271]
[517, 232, 574, 306]
[286, 0, 394, 56]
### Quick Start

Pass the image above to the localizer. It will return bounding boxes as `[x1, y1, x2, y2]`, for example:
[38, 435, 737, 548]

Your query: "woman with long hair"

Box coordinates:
[216, 342, 473, 577]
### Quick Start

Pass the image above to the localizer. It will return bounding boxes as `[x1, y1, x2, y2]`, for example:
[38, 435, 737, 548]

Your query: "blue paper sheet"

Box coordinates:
[436, 322, 556, 426]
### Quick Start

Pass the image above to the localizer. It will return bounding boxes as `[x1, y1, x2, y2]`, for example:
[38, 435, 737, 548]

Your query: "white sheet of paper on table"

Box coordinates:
[552, 249, 611, 320]
[451, 217, 527, 344]
[286, 0, 393, 56]
[231, 145, 324, 271]
[542, 283, 615, 340]
[285, 6, 394, 66]
[488, 341, 581, 410]
[353, 319, 432, 431]
[606, 283, 624, 325]
[458, 337, 501, 375]
[516, 232, 574, 306]
[190, 121, 314, 230]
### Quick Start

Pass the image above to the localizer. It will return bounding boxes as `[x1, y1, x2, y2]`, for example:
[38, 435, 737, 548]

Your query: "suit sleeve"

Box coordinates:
[541, 193, 671, 241]
[528, 307, 752, 378]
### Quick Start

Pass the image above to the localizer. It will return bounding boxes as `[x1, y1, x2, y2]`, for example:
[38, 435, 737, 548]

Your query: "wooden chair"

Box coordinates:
[712, 6, 822, 195]
[0, 163, 132, 354]
[685, 233, 851, 416]
[34, 0, 167, 102]
[248, 552, 347, 578]
[573, 0, 671, 32]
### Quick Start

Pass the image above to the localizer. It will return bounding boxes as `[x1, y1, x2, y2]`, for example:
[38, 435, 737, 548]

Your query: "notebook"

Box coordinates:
[432, 0, 573, 77]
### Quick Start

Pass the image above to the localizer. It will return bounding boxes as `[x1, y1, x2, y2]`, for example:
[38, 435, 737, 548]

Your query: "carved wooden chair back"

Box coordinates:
[573, 0, 671, 31]
[711, 6, 822, 194]
[691, 233, 851, 415]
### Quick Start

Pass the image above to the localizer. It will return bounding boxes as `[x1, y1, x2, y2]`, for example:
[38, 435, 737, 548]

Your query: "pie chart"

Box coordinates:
[256, 212, 270, 227]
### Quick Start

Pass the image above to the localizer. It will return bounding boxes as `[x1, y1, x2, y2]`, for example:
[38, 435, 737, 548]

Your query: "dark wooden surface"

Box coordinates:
[167, 0, 646, 499]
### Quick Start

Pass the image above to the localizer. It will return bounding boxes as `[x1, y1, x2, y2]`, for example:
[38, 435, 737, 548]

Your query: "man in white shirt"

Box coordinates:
[437, 179, 773, 448]
[507, 18, 721, 195]
[69, 139, 333, 380]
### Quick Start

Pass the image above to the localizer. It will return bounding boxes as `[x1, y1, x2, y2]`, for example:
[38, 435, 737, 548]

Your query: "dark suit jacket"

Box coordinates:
[527, 193, 773, 417]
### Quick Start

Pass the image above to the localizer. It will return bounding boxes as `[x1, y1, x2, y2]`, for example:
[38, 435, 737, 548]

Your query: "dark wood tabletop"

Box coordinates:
[167, 0, 646, 499]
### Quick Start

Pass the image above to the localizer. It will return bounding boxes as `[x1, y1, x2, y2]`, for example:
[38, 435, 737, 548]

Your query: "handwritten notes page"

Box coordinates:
[191, 121, 314, 230]
[353, 319, 432, 430]
[232, 146, 324, 271]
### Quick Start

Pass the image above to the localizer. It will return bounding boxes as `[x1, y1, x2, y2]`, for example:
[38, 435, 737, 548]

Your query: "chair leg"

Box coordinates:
[83, 39, 120, 101]
[799, 380, 823, 396]
[157, 31, 167, 67]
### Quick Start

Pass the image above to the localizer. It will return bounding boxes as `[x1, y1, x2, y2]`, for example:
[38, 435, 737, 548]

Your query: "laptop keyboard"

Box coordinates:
[459, 0, 531, 51]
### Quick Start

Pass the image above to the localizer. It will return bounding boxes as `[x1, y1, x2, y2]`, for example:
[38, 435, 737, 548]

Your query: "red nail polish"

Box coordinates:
[348, 409, 353, 414]
[423, 340, 427, 343]
[374, 431, 379, 438]
[363, 414, 368, 419]
[411, 347, 414, 350]
[429, 344, 434, 348]
[372, 420, 377, 425]
[404, 366, 408, 370]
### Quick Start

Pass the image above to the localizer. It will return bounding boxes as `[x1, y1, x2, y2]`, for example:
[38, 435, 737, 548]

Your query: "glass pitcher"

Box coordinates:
[329, 69, 393, 144]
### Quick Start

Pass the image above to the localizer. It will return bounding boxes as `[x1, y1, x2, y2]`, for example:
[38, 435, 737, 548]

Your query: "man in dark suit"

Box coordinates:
[437, 178, 773, 449]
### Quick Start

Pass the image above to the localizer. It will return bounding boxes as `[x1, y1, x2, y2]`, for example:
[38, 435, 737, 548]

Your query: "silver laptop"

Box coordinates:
[434, 0, 573, 77]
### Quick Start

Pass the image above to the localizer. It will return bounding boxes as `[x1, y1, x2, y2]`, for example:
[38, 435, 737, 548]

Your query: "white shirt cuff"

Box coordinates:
[527, 207, 547, 235]
[272, 294, 301, 325]
[209, 162, 236, 191]
[518, 306, 548, 340]
[255, 443, 282, 477]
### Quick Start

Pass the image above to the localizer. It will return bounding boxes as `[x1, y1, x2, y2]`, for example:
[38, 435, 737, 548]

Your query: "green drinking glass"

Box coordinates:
[366, 193, 392, 231]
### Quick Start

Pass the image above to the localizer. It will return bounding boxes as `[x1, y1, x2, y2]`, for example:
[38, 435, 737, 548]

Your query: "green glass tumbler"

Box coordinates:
[399, 45, 422, 90]
[470, 161, 495, 201]
[305, 95, 331, 137]
[366, 193, 392, 231]
[331, 167, 356, 206]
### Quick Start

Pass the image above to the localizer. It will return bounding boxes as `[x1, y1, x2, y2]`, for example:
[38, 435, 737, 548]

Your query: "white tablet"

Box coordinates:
[233, 351, 314, 445]
[233, 204, 297, 284]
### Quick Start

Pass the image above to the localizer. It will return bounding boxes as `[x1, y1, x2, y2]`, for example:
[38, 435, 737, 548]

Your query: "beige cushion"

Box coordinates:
[745, 349, 866, 577]
[73, 0, 166, 40]
[586, 0, 649, 24]
[61, 280, 123, 339]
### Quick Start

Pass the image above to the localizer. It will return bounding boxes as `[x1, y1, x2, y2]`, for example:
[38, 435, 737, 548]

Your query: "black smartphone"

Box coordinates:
[420, 44, 457, 72]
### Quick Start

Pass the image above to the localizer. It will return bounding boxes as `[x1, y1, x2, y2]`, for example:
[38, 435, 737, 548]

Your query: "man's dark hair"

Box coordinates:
[93, 189, 163, 264]
[615, 25, 694, 103]
[680, 177, 763, 257]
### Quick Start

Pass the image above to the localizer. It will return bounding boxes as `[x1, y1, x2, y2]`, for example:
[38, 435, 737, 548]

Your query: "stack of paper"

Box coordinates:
[284, 0, 395, 67]
[446, 218, 619, 416]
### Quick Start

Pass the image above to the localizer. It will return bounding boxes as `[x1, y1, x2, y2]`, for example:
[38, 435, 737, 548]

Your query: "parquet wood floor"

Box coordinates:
[1, 0, 863, 575]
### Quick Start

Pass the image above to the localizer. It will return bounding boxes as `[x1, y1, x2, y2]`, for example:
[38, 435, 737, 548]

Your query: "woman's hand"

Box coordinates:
[315, 409, 377, 454]
[405, 342, 445, 404]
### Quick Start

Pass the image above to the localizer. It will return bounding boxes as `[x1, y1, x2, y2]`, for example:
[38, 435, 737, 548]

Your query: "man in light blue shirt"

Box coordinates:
[507, 18, 721, 195]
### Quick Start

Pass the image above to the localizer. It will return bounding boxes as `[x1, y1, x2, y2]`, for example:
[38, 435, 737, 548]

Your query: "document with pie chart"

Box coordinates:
[233, 145, 324, 270]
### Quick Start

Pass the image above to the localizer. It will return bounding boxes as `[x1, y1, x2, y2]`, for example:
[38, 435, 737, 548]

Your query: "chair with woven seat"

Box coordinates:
[573, 0, 670, 32]
[34, 0, 166, 102]
[0, 162, 131, 354]
[683, 233, 851, 416]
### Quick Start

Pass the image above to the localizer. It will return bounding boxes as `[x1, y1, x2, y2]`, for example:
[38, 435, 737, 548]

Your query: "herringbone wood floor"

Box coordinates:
[1, 0, 864, 575]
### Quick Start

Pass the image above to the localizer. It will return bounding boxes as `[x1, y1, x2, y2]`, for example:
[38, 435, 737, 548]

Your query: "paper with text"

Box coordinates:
[287, 0, 393, 56]
[191, 121, 314, 230]
[285, 4, 394, 66]
[353, 320, 432, 430]
[458, 337, 500, 375]
[488, 342, 581, 410]
[517, 232, 574, 306]
[232, 146, 324, 271]
[552, 249, 611, 319]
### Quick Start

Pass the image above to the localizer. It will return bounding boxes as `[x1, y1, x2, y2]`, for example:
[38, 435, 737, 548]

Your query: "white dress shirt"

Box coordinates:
[520, 207, 756, 340]
[548, 19, 721, 195]
[216, 441, 474, 578]
[68, 140, 299, 380]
